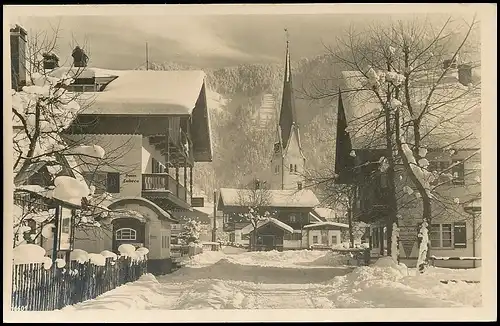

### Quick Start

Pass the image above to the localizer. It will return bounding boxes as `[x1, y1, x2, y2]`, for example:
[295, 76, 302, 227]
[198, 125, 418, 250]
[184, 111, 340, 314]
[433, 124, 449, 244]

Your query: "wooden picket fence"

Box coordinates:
[10, 256, 148, 311]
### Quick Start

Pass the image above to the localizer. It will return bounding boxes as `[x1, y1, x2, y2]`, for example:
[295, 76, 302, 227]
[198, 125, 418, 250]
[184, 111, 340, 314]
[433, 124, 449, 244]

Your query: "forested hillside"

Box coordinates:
[140, 54, 342, 200]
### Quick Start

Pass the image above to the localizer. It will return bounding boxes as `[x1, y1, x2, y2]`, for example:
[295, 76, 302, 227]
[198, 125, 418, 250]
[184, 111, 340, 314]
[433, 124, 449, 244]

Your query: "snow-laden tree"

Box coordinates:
[303, 15, 481, 269]
[179, 219, 203, 244]
[236, 178, 275, 251]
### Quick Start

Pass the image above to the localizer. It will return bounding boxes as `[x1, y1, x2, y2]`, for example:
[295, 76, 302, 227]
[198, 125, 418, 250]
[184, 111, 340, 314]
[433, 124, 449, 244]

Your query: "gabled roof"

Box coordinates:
[339, 70, 481, 150]
[218, 188, 320, 208]
[78, 70, 207, 116]
[240, 217, 294, 235]
[303, 221, 349, 229]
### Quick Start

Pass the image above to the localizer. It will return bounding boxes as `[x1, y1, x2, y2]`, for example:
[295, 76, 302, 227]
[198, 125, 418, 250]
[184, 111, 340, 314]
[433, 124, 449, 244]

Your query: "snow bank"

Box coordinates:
[325, 257, 481, 308]
[61, 274, 165, 311]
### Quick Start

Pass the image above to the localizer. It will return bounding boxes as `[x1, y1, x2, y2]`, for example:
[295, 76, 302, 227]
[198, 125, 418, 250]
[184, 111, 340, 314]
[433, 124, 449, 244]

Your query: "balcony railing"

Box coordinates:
[142, 173, 190, 202]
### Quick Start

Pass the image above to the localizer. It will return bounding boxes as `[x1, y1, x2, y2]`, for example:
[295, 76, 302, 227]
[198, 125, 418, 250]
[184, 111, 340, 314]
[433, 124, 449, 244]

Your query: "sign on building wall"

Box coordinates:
[399, 215, 419, 258]
[191, 197, 205, 207]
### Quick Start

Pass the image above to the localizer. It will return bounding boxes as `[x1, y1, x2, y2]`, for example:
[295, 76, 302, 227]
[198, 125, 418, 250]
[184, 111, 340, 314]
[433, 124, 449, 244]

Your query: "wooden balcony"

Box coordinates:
[142, 173, 191, 206]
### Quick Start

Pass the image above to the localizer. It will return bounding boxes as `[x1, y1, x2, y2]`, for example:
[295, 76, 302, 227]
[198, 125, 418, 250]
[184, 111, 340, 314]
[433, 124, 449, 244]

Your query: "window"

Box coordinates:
[312, 235, 319, 244]
[83, 171, 120, 194]
[453, 222, 467, 248]
[297, 182, 303, 190]
[161, 235, 170, 249]
[241, 234, 250, 241]
[116, 228, 137, 241]
[67, 84, 97, 93]
[452, 160, 465, 185]
[285, 233, 302, 241]
[294, 164, 298, 172]
[152, 158, 165, 174]
[331, 235, 338, 245]
[430, 224, 453, 248]
[289, 214, 296, 223]
[429, 160, 451, 173]
[107, 172, 120, 193]
[289, 164, 293, 172]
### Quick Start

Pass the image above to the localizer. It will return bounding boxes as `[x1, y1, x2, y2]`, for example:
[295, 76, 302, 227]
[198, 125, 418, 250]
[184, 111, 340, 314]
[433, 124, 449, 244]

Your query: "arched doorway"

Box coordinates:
[112, 217, 146, 252]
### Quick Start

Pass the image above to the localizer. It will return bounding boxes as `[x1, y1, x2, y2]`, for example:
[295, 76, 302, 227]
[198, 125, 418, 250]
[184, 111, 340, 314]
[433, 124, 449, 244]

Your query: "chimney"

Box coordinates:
[10, 24, 28, 91]
[43, 52, 60, 70]
[458, 64, 473, 86]
[72, 46, 89, 68]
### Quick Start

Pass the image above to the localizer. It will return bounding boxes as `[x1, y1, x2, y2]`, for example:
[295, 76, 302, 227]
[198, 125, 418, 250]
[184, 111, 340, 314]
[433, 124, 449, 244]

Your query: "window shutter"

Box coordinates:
[453, 222, 467, 248]
[106, 172, 120, 193]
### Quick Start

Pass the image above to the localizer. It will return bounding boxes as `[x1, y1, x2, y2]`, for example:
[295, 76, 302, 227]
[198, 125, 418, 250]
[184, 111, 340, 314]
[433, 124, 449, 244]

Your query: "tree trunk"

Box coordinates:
[382, 103, 399, 257]
[347, 207, 354, 248]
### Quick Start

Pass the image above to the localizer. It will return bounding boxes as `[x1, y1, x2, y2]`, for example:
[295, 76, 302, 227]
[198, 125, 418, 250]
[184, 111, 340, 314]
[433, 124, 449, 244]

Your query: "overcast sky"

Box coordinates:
[12, 10, 478, 70]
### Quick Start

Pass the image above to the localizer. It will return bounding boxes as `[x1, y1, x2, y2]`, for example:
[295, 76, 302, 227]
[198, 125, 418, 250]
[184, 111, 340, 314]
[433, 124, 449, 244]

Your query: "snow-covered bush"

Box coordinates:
[179, 219, 203, 244]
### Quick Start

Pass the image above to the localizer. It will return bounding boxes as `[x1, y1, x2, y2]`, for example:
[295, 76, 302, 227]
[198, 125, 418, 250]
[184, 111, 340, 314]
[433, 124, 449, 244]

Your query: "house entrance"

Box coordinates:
[112, 217, 146, 252]
[257, 235, 276, 251]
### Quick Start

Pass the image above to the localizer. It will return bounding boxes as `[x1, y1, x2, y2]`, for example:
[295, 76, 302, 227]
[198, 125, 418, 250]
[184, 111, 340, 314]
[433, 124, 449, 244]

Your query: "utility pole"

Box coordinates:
[146, 42, 149, 71]
[212, 190, 217, 243]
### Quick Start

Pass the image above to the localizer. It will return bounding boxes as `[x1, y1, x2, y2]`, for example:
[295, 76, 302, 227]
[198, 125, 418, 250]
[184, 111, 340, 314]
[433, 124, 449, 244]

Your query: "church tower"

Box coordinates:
[270, 31, 306, 190]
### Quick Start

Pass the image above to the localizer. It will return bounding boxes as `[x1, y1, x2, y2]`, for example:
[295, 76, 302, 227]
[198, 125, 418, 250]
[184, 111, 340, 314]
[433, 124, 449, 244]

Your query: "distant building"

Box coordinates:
[216, 38, 347, 250]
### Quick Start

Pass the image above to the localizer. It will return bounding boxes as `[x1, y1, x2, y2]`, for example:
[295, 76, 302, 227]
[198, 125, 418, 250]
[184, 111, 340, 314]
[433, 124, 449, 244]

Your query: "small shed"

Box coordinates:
[303, 221, 349, 248]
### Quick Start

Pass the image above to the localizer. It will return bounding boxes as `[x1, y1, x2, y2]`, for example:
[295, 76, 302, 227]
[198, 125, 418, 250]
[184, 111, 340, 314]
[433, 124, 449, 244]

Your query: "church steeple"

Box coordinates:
[278, 29, 298, 149]
[270, 30, 305, 191]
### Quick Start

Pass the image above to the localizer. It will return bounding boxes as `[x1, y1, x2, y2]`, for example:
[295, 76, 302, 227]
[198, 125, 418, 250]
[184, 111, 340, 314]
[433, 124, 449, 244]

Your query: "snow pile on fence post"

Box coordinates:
[118, 244, 136, 257]
[88, 253, 106, 266]
[12, 244, 53, 270]
[70, 249, 90, 264]
[100, 250, 118, 260]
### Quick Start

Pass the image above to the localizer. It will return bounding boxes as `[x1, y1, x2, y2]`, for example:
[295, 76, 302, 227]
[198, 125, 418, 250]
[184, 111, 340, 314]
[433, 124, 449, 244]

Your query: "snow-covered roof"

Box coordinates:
[107, 196, 178, 223]
[313, 207, 340, 221]
[79, 70, 207, 116]
[303, 221, 350, 229]
[218, 188, 320, 208]
[309, 211, 325, 223]
[340, 70, 481, 150]
[193, 202, 214, 217]
[240, 217, 294, 235]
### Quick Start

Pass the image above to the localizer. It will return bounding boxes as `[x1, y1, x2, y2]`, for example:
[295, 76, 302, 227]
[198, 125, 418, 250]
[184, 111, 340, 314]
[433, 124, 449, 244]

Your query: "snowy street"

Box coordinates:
[62, 248, 482, 310]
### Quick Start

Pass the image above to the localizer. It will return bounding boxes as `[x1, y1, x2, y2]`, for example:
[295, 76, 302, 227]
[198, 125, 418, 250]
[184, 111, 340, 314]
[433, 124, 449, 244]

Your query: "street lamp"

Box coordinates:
[463, 198, 481, 268]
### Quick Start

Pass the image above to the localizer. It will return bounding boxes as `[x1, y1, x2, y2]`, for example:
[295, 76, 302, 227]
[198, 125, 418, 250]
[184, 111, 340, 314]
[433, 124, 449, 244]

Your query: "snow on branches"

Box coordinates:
[363, 67, 406, 91]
